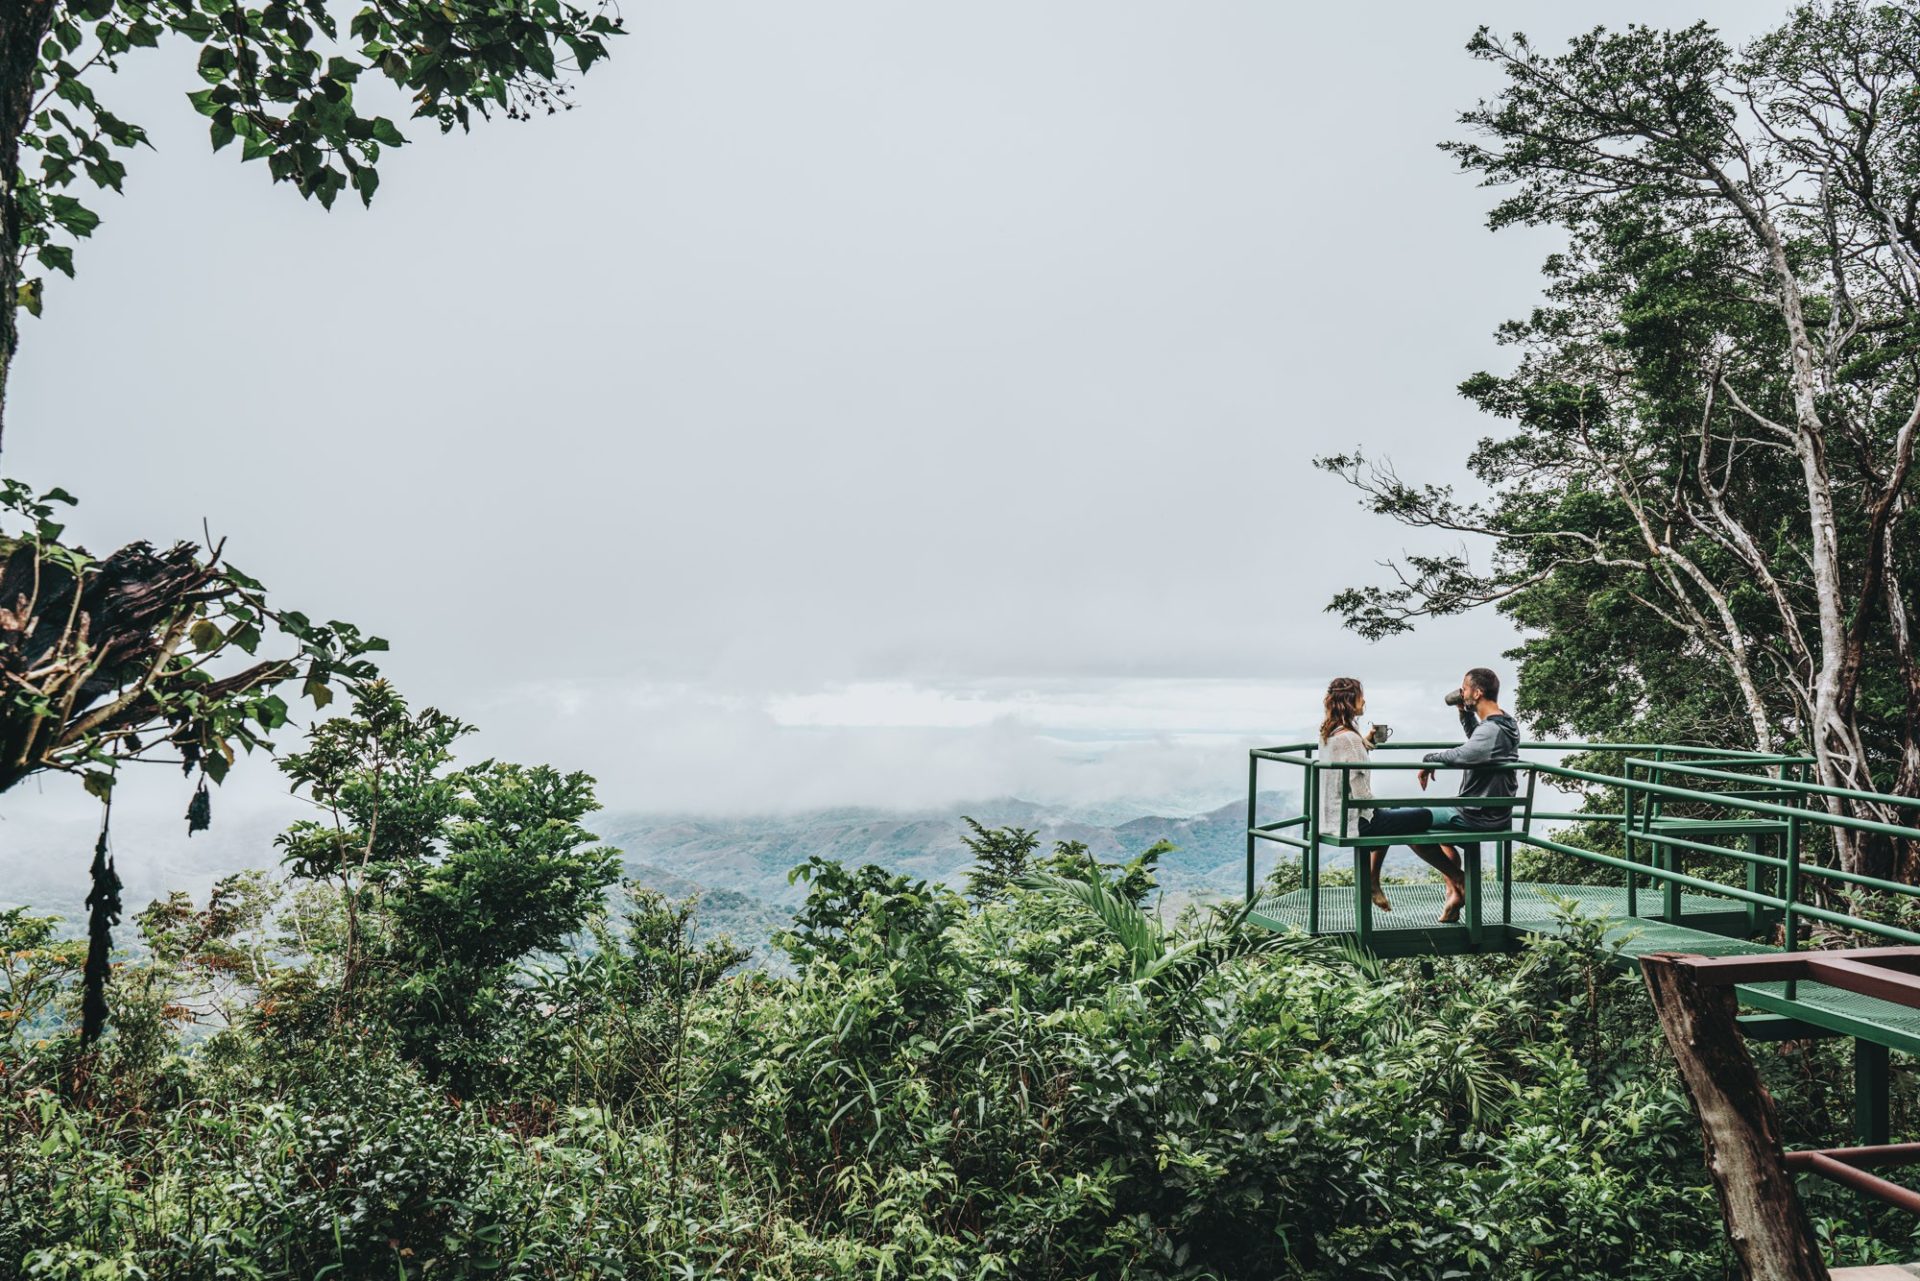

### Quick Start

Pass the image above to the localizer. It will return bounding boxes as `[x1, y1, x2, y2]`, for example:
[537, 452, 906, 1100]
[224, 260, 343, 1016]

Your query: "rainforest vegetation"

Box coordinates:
[3, 680, 1919, 1280]
[8, 1, 1920, 1277]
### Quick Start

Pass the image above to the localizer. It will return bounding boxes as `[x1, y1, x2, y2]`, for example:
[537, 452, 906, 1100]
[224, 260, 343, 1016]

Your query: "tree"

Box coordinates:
[276, 679, 622, 1089]
[0, 480, 380, 797]
[1641, 952, 1830, 1281]
[529, 885, 749, 1173]
[960, 816, 1039, 904]
[275, 678, 467, 1010]
[1325, 5, 1920, 875]
[0, 0, 623, 447]
[0, 478, 382, 1041]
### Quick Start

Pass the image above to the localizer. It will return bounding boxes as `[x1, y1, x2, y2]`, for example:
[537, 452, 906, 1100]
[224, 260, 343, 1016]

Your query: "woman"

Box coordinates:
[1317, 676, 1394, 912]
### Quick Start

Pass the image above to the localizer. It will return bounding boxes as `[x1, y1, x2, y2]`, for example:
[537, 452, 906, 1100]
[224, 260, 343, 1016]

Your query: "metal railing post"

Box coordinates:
[1657, 751, 1682, 924]
[1624, 768, 1639, 918]
[1649, 746, 1667, 829]
[1498, 833, 1512, 927]
[1305, 759, 1321, 935]
[1346, 769, 1371, 951]
[1508, 768, 1532, 928]
[1465, 842, 1483, 947]
[1784, 812, 1801, 1001]
[1245, 753, 1259, 904]
[1857, 1040, 1892, 1147]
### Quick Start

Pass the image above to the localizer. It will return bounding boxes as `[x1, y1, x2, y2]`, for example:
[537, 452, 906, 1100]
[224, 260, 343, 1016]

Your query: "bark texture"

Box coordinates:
[1642, 953, 1831, 1281]
[0, 0, 52, 453]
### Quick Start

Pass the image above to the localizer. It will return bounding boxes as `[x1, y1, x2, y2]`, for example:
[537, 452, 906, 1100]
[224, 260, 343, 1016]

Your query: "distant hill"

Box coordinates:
[595, 792, 1307, 962]
[5, 791, 1335, 970]
[599, 796, 1282, 905]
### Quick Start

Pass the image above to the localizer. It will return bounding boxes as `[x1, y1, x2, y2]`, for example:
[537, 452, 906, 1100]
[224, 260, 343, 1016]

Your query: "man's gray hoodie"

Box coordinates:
[1423, 707, 1521, 830]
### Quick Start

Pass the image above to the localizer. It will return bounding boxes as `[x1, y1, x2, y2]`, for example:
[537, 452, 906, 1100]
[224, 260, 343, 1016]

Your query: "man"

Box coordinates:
[1412, 668, 1521, 923]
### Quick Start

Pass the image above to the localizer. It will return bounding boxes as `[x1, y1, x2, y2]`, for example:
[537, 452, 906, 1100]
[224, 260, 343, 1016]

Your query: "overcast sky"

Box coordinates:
[2, 1, 1779, 864]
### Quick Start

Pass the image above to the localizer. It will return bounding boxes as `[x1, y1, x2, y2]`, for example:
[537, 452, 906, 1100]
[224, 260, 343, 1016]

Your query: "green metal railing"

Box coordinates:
[1241, 738, 1920, 959]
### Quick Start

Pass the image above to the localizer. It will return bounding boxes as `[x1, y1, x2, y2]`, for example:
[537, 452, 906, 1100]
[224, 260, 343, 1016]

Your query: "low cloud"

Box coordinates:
[460, 674, 1478, 815]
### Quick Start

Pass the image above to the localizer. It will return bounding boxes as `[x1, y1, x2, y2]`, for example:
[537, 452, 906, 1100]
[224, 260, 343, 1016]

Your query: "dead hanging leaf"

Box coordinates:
[185, 782, 211, 835]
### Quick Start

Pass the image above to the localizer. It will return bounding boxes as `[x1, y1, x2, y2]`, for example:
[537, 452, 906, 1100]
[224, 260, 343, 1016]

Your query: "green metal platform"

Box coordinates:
[1249, 880, 1767, 958]
[1242, 735, 1920, 1191]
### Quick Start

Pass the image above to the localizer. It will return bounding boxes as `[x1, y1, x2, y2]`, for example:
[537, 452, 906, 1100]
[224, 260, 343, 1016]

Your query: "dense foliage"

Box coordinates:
[3, 697, 1915, 1279]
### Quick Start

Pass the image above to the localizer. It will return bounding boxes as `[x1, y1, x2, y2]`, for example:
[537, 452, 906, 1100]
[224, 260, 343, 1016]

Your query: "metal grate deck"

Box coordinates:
[1249, 881, 1748, 937]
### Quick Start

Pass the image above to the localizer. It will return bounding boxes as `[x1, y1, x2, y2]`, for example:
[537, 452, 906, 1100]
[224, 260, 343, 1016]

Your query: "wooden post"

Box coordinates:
[1641, 952, 1830, 1281]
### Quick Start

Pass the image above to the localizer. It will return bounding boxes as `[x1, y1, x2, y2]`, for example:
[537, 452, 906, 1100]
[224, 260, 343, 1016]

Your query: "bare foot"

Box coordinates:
[1371, 888, 1393, 913]
[1438, 881, 1465, 924]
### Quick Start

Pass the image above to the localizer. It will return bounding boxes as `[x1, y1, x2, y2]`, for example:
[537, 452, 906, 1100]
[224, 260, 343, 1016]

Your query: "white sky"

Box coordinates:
[2, 0, 1776, 869]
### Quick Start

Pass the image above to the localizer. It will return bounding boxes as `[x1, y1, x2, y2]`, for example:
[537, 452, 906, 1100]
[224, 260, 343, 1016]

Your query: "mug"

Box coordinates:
[1370, 722, 1393, 745]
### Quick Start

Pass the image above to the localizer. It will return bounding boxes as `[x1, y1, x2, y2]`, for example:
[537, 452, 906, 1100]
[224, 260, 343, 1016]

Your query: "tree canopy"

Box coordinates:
[1325, 2, 1920, 874]
[0, 0, 623, 444]
[0, 477, 384, 1039]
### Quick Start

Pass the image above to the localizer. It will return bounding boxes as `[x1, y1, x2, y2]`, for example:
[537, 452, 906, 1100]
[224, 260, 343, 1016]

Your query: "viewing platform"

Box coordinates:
[1243, 740, 1920, 1139]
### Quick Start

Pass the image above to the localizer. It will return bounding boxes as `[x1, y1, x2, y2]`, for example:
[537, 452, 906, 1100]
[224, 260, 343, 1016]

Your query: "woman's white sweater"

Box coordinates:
[1317, 728, 1373, 838]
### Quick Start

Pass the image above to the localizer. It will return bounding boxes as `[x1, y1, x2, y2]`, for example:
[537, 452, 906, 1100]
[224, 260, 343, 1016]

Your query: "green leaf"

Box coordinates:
[48, 194, 99, 236]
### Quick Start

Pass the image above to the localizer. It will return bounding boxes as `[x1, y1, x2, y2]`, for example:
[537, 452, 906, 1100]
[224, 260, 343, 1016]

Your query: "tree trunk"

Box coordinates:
[0, 0, 52, 453]
[1642, 953, 1831, 1281]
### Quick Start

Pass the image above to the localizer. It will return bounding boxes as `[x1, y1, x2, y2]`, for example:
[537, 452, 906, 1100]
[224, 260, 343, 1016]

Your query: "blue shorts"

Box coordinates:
[1424, 806, 1508, 844]
[1358, 807, 1490, 844]
[1361, 806, 1440, 838]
